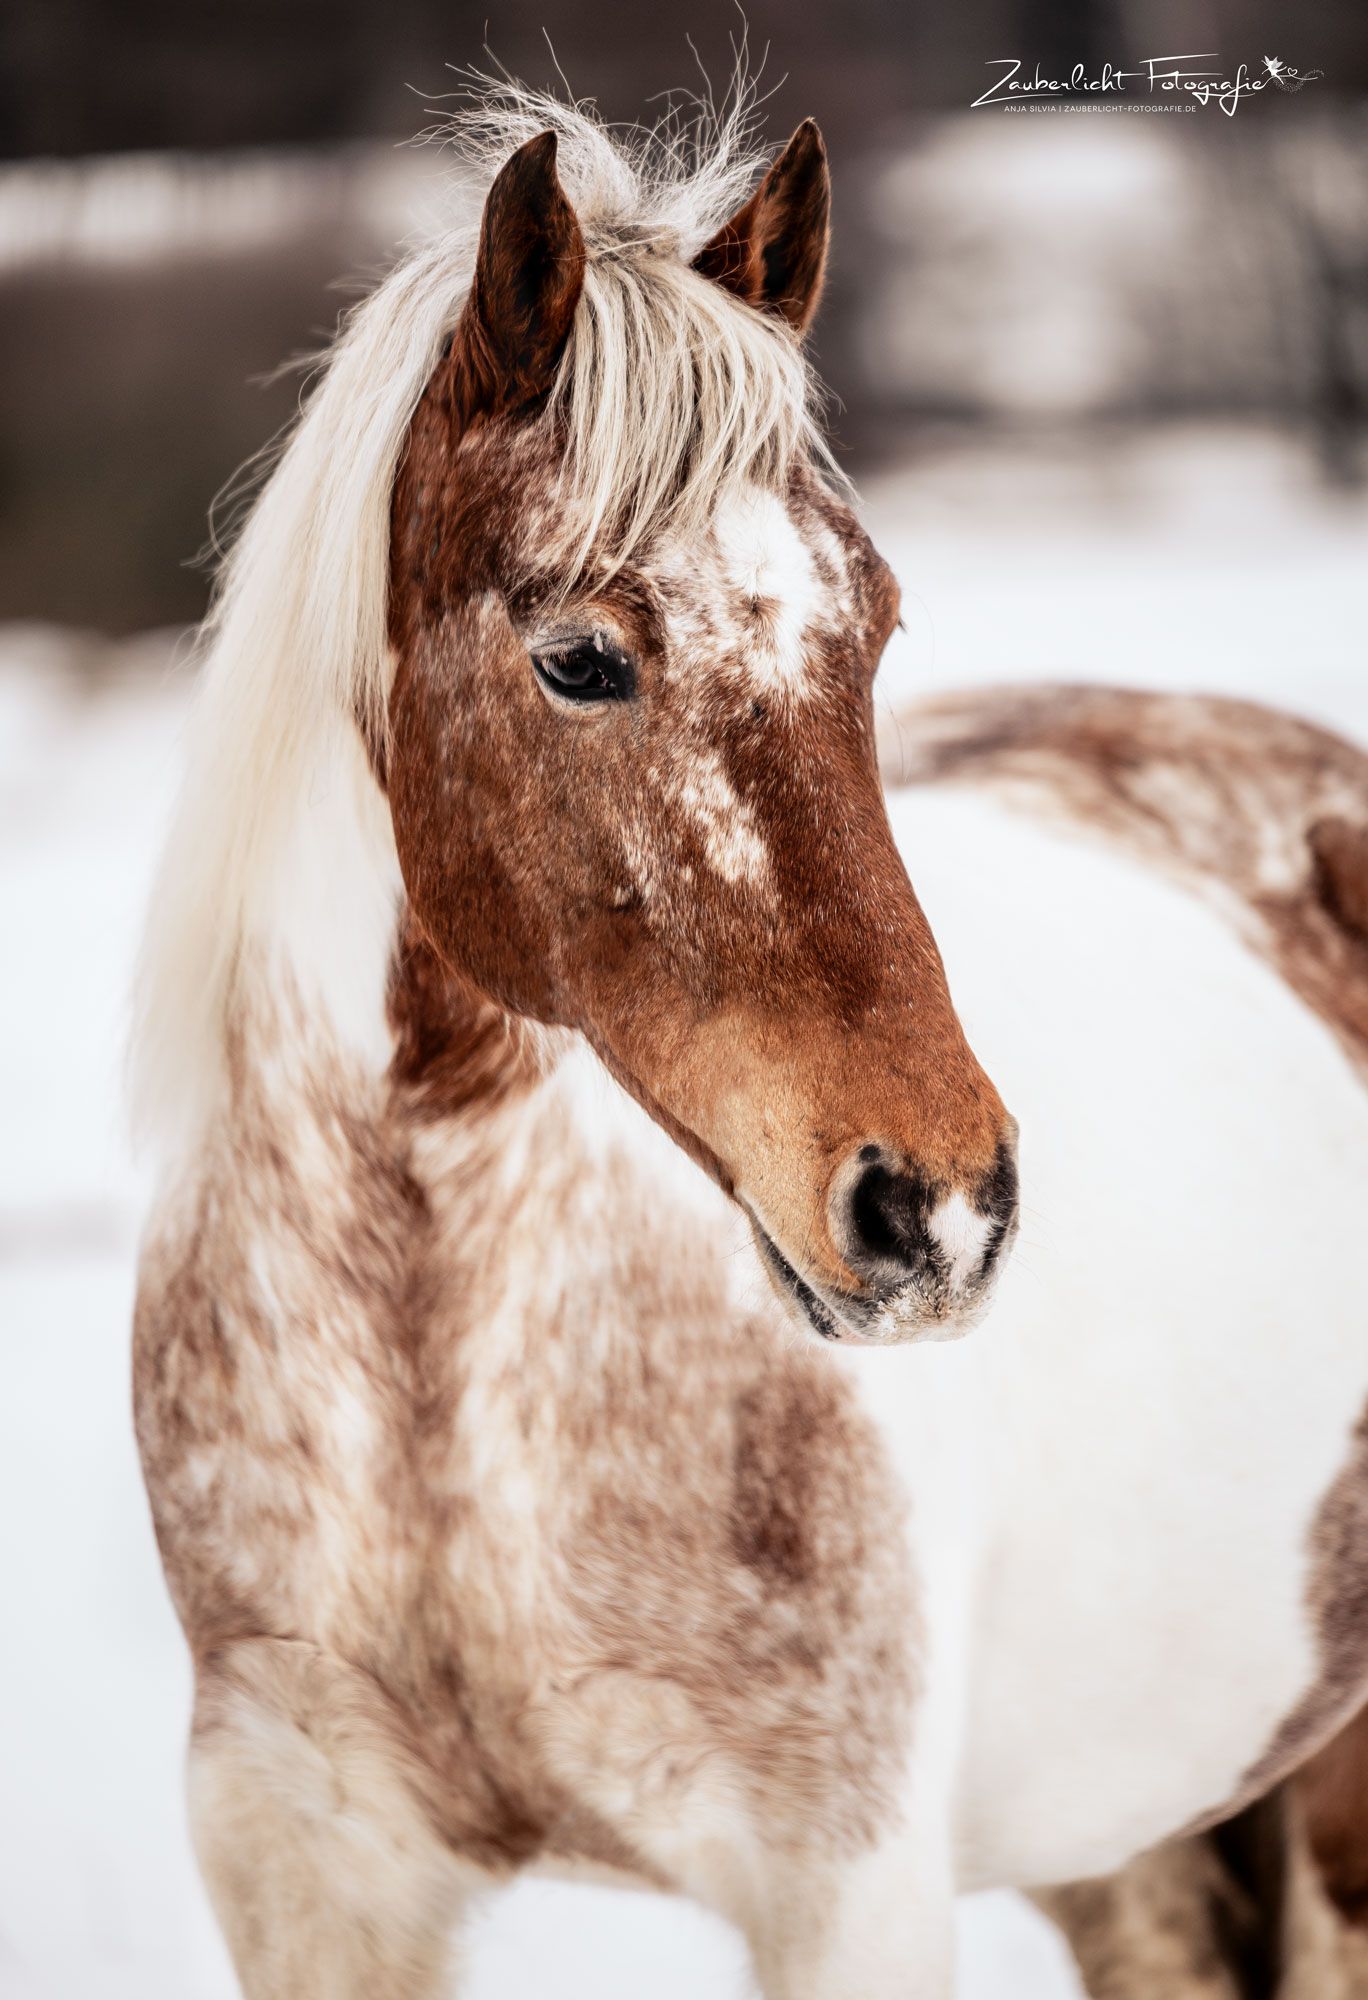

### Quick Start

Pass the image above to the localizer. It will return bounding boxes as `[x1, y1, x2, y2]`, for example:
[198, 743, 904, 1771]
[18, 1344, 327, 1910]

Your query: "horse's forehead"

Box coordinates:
[650, 484, 858, 702]
[415, 419, 870, 703]
[712, 486, 825, 607]
[617, 493, 873, 905]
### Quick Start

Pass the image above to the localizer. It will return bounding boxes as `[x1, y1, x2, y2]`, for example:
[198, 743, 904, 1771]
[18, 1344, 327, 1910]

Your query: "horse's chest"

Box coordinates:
[135, 1194, 929, 1883]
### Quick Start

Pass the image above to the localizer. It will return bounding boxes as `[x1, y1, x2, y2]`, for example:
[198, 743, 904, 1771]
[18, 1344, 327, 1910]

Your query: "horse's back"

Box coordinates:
[874, 715, 1368, 1889]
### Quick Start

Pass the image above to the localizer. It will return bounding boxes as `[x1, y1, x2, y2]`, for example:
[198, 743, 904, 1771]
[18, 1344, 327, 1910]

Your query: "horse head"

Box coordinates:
[385, 121, 1018, 1343]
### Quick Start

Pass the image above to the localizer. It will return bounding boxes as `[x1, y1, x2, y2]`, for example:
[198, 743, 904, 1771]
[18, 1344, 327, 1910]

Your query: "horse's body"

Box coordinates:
[886, 754, 1368, 1894]
[132, 90, 1368, 1998]
[135, 693, 1368, 1994]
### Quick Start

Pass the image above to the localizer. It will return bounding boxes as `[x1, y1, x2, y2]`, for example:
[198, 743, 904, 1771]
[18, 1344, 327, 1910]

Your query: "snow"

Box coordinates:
[3, 428, 1365, 1996]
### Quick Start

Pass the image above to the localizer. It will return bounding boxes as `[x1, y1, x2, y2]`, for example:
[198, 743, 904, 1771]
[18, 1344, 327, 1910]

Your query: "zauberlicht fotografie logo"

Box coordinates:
[971, 51, 1325, 116]
[1262, 56, 1325, 93]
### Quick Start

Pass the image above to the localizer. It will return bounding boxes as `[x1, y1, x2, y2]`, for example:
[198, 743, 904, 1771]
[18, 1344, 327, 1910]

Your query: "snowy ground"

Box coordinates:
[2, 430, 1365, 1999]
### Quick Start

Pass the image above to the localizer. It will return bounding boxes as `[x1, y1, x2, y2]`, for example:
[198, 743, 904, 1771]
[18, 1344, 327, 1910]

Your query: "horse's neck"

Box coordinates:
[209, 738, 737, 1344]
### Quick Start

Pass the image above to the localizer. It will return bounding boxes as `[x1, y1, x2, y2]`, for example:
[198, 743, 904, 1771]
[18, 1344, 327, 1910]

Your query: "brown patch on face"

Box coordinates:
[629, 993, 1004, 1304]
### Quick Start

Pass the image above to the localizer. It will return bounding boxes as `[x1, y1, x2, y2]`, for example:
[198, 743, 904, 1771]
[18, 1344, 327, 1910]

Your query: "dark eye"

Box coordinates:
[531, 634, 634, 705]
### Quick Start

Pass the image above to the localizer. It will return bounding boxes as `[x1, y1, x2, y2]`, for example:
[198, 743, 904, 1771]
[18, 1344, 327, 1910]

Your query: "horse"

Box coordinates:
[131, 90, 1368, 1998]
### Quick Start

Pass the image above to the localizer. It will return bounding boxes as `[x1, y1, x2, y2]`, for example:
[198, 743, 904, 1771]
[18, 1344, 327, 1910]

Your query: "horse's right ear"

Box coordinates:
[693, 120, 830, 334]
[446, 131, 586, 416]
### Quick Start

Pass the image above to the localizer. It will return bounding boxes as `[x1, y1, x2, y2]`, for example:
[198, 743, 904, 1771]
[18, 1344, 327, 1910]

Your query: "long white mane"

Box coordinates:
[131, 81, 834, 1154]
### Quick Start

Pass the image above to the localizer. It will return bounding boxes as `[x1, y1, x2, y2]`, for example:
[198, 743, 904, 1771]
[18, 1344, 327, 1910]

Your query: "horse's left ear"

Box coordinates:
[451, 130, 587, 414]
[693, 120, 830, 335]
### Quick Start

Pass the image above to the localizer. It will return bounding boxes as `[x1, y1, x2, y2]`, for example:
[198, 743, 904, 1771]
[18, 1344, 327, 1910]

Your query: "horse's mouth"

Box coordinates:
[747, 1210, 1006, 1348]
[750, 1221, 851, 1342]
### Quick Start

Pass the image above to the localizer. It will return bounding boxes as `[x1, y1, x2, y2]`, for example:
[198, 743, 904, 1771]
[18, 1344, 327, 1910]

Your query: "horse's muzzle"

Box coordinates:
[751, 1123, 1019, 1345]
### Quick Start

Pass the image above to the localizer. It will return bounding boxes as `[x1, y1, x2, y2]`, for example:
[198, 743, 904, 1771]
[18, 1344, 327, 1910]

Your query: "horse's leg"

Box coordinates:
[1038, 1708, 1368, 2000]
[1279, 1705, 1368, 1998]
[1032, 1835, 1262, 1999]
[1278, 1803, 1368, 1998]
[746, 1828, 955, 1999]
[1037, 1753, 1368, 2000]
[188, 1637, 484, 2000]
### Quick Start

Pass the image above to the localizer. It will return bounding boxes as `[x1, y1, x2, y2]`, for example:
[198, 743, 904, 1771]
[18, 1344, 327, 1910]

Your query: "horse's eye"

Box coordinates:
[531, 635, 634, 705]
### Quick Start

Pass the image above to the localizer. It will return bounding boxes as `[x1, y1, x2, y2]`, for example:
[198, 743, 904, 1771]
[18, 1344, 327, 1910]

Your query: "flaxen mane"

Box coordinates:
[131, 83, 833, 1153]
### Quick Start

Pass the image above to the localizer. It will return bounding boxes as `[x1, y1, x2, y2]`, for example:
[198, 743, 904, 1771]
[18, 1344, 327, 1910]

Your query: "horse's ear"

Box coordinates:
[693, 120, 830, 334]
[451, 130, 586, 414]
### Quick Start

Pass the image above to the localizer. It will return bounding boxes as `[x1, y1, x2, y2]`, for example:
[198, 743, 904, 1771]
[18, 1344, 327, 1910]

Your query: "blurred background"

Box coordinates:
[3, 2, 1367, 1996]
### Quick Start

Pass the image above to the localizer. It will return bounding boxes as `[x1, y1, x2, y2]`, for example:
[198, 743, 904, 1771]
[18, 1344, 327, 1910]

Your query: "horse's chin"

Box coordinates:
[747, 1215, 996, 1349]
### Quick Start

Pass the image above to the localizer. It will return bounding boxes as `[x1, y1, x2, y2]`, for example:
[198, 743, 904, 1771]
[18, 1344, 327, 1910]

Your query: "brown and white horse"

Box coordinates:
[132, 92, 1368, 1998]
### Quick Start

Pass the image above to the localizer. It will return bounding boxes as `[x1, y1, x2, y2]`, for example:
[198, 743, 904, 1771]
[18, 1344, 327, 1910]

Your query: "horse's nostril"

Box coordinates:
[842, 1138, 1019, 1294]
[848, 1160, 936, 1275]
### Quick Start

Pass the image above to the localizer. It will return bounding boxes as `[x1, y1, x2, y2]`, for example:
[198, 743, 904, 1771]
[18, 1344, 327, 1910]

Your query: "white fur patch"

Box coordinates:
[672, 750, 771, 887]
[714, 486, 823, 697]
[927, 1190, 995, 1292]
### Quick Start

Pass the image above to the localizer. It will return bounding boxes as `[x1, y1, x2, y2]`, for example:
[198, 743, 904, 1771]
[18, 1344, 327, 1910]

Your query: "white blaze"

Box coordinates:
[715, 486, 823, 696]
